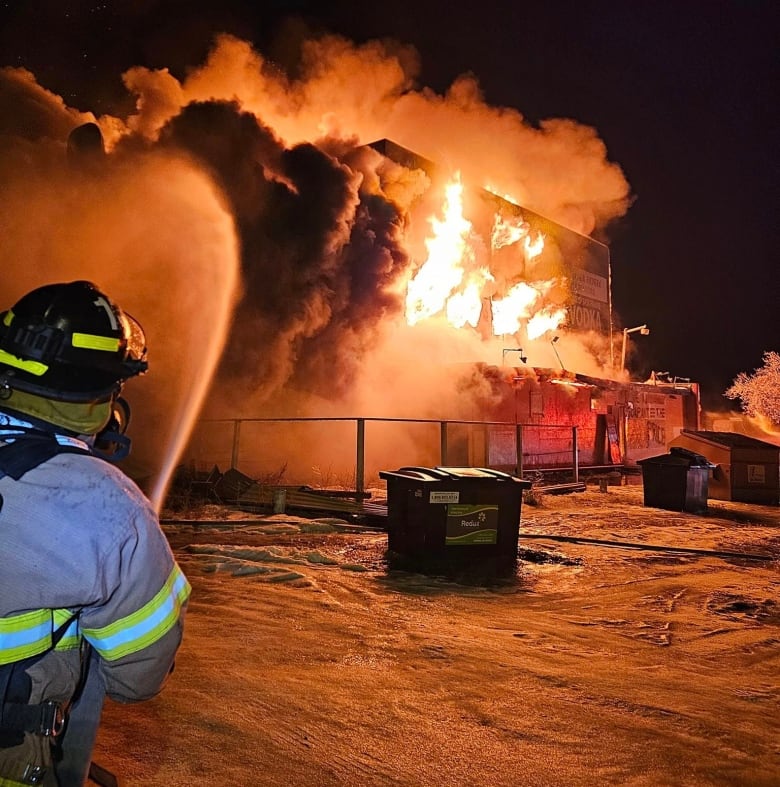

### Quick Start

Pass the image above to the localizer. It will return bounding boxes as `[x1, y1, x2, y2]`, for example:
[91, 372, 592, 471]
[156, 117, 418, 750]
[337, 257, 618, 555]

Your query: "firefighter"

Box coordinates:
[0, 281, 190, 786]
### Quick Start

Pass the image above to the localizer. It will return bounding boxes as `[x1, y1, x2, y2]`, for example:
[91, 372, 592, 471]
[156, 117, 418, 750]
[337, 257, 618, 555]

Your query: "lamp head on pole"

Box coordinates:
[621, 324, 651, 373]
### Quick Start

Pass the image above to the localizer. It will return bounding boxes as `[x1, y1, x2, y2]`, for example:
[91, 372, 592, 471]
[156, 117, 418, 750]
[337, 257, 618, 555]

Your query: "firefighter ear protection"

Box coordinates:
[93, 397, 133, 462]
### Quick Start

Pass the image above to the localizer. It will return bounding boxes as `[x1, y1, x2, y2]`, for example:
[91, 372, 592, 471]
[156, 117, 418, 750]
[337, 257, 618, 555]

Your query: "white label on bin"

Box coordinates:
[430, 491, 460, 504]
[747, 464, 766, 484]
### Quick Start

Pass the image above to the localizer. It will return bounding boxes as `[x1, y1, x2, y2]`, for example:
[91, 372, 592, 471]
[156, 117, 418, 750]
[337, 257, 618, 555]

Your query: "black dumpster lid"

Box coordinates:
[379, 466, 532, 486]
[637, 447, 715, 468]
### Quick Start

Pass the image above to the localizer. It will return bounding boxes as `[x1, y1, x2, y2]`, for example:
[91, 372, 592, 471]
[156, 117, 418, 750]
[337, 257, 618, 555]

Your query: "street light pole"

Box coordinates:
[621, 324, 650, 372]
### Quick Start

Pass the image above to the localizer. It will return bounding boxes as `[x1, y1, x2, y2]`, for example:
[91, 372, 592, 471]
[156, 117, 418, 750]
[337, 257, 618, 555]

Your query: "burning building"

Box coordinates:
[185, 137, 699, 484]
[345, 140, 700, 474]
[454, 368, 701, 472]
[367, 139, 613, 354]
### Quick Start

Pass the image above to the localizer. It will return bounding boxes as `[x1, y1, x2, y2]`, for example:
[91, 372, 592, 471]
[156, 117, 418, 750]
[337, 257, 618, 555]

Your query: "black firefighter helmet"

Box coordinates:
[0, 280, 148, 403]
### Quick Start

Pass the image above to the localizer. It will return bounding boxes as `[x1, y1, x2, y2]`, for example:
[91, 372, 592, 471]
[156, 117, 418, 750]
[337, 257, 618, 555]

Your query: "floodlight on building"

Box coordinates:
[650, 370, 671, 384]
[502, 348, 528, 364]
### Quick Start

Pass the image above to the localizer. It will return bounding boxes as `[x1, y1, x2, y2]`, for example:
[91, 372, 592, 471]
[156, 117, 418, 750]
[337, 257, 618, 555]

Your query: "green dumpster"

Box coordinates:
[379, 466, 531, 576]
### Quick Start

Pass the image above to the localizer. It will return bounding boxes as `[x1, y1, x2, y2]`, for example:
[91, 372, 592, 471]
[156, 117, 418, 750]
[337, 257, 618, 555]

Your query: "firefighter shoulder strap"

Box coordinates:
[0, 430, 93, 481]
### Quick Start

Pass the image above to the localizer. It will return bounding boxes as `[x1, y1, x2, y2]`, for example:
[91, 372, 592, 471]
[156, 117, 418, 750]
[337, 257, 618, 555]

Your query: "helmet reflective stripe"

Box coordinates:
[92, 295, 119, 330]
[2, 310, 12, 327]
[0, 348, 48, 376]
[0, 609, 55, 664]
[82, 565, 190, 662]
[71, 333, 121, 352]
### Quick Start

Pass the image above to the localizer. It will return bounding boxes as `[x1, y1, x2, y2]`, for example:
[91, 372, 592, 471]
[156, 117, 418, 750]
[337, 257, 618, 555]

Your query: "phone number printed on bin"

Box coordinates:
[430, 491, 460, 504]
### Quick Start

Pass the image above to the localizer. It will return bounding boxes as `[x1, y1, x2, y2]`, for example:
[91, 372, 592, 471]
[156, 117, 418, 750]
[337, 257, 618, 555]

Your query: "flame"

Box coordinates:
[491, 213, 531, 251]
[491, 212, 545, 261]
[524, 231, 544, 260]
[446, 282, 482, 328]
[491, 282, 539, 335]
[485, 185, 520, 206]
[527, 308, 568, 340]
[405, 173, 471, 325]
[405, 174, 566, 342]
[447, 268, 493, 328]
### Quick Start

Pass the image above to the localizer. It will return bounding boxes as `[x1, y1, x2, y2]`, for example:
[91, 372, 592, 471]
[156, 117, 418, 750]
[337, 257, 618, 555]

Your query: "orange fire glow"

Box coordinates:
[405, 174, 567, 342]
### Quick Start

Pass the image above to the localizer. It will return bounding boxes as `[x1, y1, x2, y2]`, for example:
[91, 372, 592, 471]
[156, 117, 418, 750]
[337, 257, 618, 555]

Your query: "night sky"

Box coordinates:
[1, 1, 777, 410]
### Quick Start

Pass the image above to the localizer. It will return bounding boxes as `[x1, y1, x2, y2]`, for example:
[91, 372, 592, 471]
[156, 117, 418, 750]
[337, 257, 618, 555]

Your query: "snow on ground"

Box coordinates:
[92, 487, 780, 786]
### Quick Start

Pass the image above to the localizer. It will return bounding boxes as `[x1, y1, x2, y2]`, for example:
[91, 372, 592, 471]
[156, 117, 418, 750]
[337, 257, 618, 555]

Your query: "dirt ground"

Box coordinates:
[92, 486, 780, 786]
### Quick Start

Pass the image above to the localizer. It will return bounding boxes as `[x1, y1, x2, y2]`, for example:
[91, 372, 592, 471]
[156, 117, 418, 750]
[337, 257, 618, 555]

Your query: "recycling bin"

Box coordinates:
[378, 466, 532, 576]
[637, 447, 714, 514]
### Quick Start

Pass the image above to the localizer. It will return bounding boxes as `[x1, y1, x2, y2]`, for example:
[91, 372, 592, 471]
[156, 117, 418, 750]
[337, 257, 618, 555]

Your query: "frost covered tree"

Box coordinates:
[724, 351, 780, 425]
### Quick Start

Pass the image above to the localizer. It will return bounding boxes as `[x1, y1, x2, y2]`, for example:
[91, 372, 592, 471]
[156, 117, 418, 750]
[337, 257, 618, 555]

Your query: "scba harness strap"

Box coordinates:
[0, 622, 72, 744]
[0, 431, 94, 481]
[0, 624, 75, 786]
[0, 398, 134, 475]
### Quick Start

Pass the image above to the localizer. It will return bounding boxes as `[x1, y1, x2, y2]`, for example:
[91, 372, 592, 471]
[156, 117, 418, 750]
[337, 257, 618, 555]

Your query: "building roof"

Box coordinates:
[679, 430, 780, 453]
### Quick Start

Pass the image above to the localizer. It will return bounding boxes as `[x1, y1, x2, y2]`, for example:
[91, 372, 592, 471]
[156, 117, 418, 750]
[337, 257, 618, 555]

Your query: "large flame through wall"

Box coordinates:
[405, 174, 486, 328]
[404, 173, 568, 343]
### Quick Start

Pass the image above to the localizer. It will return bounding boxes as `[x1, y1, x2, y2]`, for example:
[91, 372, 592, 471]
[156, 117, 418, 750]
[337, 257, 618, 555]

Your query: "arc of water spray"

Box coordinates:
[147, 259, 239, 512]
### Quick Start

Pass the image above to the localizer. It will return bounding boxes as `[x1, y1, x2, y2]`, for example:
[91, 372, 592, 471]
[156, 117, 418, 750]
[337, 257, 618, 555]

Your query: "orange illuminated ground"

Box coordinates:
[94, 487, 780, 786]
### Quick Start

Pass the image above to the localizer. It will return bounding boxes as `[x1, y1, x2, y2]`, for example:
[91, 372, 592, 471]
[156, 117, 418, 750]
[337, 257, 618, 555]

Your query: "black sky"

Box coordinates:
[1, 0, 777, 409]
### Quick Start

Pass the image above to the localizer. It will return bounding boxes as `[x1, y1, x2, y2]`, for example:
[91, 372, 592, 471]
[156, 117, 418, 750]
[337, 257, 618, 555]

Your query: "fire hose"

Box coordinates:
[521, 533, 775, 562]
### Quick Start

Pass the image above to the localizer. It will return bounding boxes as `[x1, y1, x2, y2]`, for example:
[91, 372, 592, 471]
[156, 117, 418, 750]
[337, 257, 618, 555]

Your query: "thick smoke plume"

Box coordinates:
[0, 30, 631, 487]
[0, 68, 240, 505]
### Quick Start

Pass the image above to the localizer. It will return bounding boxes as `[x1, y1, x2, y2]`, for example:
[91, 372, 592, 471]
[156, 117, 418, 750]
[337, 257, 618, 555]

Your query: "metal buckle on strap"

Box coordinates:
[20, 764, 47, 785]
[39, 701, 65, 737]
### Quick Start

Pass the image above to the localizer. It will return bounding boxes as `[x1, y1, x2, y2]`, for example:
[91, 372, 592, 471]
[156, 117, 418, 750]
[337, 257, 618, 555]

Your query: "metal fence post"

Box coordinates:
[515, 424, 523, 478]
[572, 426, 579, 483]
[231, 419, 242, 469]
[356, 418, 365, 496]
[440, 421, 448, 465]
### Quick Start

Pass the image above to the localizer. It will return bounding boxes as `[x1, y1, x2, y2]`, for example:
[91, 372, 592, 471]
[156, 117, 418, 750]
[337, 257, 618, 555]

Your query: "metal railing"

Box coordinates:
[188, 417, 581, 494]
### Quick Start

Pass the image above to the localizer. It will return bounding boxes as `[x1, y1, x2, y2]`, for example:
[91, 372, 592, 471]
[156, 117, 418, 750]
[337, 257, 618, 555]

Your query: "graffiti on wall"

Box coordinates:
[625, 393, 668, 450]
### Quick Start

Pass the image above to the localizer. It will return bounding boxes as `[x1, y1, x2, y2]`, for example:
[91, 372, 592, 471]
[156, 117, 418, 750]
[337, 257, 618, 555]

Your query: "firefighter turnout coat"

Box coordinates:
[0, 445, 190, 786]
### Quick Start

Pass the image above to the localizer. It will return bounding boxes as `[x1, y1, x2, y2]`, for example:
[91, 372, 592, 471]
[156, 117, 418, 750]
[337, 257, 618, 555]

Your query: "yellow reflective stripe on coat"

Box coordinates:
[81, 564, 190, 661]
[0, 609, 51, 664]
[0, 608, 77, 665]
